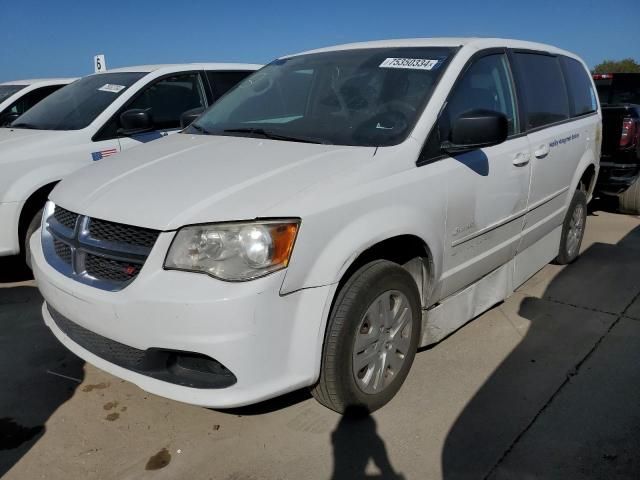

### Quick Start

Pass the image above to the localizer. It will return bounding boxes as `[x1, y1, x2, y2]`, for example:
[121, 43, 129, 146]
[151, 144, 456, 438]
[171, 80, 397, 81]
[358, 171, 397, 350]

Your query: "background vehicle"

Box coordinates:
[33, 38, 599, 414]
[0, 63, 260, 265]
[593, 73, 640, 213]
[0, 78, 76, 126]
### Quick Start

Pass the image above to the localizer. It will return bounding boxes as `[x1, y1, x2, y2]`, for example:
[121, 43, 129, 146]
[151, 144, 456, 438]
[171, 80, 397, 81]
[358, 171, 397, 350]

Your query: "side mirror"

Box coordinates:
[119, 109, 153, 135]
[1, 112, 20, 127]
[442, 109, 508, 154]
[180, 107, 205, 129]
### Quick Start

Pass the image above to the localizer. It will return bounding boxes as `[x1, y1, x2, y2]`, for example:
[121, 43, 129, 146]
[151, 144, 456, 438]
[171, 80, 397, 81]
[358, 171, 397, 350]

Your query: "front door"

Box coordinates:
[438, 52, 531, 298]
[116, 72, 208, 151]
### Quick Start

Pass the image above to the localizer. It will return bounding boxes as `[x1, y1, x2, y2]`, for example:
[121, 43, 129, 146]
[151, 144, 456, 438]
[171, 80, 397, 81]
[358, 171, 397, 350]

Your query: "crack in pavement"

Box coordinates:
[483, 287, 640, 480]
[535, 295, 617, 316]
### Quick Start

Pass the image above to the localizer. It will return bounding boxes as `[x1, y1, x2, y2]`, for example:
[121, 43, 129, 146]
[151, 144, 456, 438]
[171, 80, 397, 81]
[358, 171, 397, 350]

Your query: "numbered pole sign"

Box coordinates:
[94, 54, 107, 73]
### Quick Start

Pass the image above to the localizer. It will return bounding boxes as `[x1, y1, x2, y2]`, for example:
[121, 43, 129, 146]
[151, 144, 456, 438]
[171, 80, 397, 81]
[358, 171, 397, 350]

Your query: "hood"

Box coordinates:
[51, 133, 375, 230]
[0, 127, 78, 164]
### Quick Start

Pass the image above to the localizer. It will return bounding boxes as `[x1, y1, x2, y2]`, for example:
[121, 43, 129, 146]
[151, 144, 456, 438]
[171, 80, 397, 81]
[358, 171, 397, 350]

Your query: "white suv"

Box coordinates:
[0, 63, 259, 263]
[33, 38, 601, 413]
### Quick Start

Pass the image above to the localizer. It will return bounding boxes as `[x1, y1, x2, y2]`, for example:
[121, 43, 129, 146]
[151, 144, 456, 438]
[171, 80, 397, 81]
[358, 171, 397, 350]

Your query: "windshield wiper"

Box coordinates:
[10, 122, 39, 130]
[222, 128, 328, 145]
[188, 123, 211, 135]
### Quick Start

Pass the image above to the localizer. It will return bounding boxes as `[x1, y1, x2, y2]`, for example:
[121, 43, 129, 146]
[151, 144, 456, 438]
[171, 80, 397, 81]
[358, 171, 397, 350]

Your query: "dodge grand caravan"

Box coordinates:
[33, 38, 601, 413]
[0, 63, 259, 265]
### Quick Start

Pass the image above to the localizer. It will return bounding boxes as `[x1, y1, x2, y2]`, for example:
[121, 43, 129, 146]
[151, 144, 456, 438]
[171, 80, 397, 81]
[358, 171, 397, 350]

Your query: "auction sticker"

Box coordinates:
[380, 58, 441, 70]
[98, 84, 126, 93]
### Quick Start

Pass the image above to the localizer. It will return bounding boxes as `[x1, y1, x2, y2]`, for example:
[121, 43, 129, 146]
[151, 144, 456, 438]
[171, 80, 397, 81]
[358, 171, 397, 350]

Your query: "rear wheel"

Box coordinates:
[619, 177, 640, 215]
[23, 208, 43, 270]
[311, 260, 421, 414]
[555, 189, 587, 265]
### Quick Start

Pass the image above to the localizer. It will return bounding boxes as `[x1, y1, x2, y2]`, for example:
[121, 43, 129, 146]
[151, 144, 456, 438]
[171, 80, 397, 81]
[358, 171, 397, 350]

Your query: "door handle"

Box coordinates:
[534, 144, 550, 159]
[513, 152, 530, 167]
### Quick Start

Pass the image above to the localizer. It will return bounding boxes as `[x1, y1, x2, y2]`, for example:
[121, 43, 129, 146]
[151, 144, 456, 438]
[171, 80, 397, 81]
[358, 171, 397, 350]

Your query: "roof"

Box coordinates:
[0, 78, 77, 86]
[285, 37, 578, 60]
[104, 63, 262, 74]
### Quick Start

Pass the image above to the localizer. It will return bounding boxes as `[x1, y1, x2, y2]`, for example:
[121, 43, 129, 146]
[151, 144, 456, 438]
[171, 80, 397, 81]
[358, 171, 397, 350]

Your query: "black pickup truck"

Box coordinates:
[593, 73, 640, 213]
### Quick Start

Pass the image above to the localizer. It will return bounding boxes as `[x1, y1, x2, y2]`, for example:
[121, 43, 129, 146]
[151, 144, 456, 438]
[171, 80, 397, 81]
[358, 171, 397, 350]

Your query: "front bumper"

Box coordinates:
[32, 230, 333, 408]
[0, 201, 21, 256]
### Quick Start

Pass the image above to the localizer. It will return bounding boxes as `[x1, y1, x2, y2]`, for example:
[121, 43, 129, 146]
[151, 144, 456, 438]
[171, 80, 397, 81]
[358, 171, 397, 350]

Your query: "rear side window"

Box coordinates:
[513, 53, 570, 130]
[206, 71, 252, 100]
[562, 57, 597, 117]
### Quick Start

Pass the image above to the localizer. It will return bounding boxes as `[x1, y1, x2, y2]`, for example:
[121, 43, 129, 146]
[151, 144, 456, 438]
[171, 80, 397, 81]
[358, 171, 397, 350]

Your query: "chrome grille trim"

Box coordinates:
[41, 202, 160, 292]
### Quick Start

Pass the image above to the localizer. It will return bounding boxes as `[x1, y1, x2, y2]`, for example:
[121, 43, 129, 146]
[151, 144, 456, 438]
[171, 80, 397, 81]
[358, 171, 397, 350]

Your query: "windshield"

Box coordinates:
[0, 85, 26, 103]
[189, 47, 454, 147]
[11, 72, 147, 130]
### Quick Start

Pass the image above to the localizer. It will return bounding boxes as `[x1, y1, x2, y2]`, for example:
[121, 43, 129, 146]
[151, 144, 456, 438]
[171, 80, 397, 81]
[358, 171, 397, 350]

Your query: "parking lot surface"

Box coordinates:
[1, 206, 639, 480]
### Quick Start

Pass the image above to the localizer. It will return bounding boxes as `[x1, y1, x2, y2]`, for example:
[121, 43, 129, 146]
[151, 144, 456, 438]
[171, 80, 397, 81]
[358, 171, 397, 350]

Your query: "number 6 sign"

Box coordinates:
[94, 54, 107, 73]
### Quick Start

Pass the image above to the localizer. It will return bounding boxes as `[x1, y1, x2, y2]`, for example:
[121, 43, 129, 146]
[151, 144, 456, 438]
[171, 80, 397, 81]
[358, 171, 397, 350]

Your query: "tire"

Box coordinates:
[555, 189, 587, 265]
[619, 176, 640, 215]
[23, 208, 43, 270]
[311, 260, 421, 414]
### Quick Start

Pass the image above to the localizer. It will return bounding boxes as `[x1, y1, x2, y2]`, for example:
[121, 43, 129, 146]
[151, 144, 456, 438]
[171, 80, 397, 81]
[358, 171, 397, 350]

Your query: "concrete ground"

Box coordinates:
[1, 205, 639, 480]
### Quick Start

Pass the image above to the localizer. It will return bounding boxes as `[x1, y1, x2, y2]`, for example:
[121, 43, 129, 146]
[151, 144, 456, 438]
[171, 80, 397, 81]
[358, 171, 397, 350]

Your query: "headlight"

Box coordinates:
[164, 220, 300, 281]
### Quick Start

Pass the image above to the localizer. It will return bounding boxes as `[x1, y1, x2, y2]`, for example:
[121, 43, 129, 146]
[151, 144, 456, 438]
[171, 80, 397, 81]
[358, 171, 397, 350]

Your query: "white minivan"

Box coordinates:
[0, 78, 77, 126]
[33, 38, 601, 413]
[0, 63, 260, 263]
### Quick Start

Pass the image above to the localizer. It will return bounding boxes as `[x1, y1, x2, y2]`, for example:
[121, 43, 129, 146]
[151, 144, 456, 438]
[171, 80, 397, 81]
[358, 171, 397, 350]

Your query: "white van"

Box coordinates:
[0, 63, 260, 263]
[0, 78, 77, 126]
[33, 39, 601, 413]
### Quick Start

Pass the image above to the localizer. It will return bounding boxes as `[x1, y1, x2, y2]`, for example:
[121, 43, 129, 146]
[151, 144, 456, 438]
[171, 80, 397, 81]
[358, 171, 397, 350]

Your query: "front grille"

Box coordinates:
[53, 206, 79, 230]
[85, 255, 142, 283]
[53, 238, 72, 264]
[42, 204, 160, 291]
[89, 218, 159, 249]
[48, 305, 237, 389]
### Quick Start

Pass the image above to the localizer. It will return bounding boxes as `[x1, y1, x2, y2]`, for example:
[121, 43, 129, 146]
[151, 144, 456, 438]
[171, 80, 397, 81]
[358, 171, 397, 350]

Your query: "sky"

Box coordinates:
[1, 0, 639, 82]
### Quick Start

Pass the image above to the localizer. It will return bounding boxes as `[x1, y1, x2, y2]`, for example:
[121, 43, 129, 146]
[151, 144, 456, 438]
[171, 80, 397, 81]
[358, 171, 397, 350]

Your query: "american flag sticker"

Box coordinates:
[91, 148, 118, 161]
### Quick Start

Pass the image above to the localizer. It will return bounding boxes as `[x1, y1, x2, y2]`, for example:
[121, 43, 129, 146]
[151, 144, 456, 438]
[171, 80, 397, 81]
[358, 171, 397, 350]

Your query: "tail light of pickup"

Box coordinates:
[620, 117, 639, 148]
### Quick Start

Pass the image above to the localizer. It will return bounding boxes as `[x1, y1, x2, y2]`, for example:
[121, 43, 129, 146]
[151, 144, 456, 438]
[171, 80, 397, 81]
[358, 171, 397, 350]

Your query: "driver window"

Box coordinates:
[444, 54, 518, 137]
[126, 73, 206, 130]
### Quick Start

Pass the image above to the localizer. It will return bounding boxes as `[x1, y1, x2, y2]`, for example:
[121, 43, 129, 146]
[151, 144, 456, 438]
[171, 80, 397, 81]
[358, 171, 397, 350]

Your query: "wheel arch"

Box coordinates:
[569, 146, 598, 203]
[334, 234, 435, 308]
[578, 163, 597, 196]
[18, 181, 58, 252]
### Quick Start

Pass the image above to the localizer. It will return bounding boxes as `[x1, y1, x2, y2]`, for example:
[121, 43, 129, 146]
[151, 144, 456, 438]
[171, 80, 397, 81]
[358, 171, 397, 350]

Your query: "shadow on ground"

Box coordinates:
[328, 407, 405, 480]
[220, 389, 312, 416]
[442, 226, 640, 479]
[0, 259, 84, 477]
[0, 255, 33, 284]
[588, 194, 630, 216]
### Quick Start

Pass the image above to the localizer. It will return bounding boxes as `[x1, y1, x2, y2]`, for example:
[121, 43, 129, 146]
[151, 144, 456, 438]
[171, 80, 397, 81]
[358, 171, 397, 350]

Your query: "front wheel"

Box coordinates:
[311, 260, 421, 414]
[555, 189, 587, 265]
